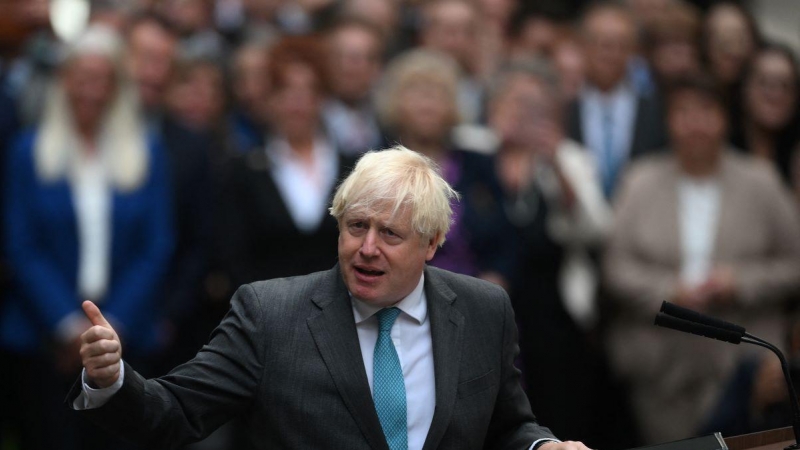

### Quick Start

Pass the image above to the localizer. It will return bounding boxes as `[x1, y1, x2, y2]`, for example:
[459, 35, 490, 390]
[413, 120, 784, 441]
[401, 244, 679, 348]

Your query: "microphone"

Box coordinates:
[654, 306, 800, 449]
[654, 313, 742, 344]
[660, 301, 745, 335]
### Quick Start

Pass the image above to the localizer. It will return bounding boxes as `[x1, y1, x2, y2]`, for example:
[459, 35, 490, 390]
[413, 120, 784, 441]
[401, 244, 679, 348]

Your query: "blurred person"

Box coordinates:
[126, 13, 220, 389]
[160, 0, 227, 62]
[338, 0, 404, 55]
[222, 35, 354, 289]
[126, 12, 179, 122]
[604, 73, 800, 444]
[641, 0, 702, 87]
[701, 1, 760, 95]
[419, 0, 485, 124]
[166, 57, 227, 141]
[551, 30, 586, 102]
[322, 17, 386, 156]
[229, 38, 272, 153]
[2, 0, 59, 126]
[0, 2, 31, 446]
[377, 48, 515, 287]
[567, 2, 668, 199]
[507, 10, 562, 60]
[0, 25, 173, 450]
[488, 58, 616, 446]
[732, 44, 800, 194]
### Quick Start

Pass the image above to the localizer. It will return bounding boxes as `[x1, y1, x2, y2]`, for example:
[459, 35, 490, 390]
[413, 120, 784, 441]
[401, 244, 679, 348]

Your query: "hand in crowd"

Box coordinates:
[539, 440, 594, 450]
[79, 300, 122, 388]
[674, 266, 737, 311]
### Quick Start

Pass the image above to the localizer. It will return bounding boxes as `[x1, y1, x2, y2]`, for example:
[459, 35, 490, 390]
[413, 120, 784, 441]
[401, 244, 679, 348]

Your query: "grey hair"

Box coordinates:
[329, 145, 460, 247]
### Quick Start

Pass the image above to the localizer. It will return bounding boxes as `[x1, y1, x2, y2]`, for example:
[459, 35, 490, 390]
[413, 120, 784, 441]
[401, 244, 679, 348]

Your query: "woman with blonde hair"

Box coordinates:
[376, 48, 515, 287]
[1, 25, 173, 450]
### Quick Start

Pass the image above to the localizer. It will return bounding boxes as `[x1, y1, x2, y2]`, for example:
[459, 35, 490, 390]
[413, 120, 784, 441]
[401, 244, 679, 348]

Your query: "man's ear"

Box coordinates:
[425, 234, 440, 261]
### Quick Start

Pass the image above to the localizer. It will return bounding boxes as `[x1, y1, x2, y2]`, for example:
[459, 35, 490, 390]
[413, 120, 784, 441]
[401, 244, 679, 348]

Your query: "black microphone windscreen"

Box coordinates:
[654, 313, 743, 344]
[660, 301, 746, 335]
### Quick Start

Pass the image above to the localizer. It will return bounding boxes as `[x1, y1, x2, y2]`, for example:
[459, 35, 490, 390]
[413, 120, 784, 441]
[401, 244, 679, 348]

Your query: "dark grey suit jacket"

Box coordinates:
[68, 265, 556, 449]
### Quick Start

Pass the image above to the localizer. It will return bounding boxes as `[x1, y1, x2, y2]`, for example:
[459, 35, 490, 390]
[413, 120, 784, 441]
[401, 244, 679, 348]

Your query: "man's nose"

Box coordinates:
[359, 229, 380, 257]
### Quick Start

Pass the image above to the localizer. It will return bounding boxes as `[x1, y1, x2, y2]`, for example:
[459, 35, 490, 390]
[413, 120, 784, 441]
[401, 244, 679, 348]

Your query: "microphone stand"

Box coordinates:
[741, 333, 800, 450]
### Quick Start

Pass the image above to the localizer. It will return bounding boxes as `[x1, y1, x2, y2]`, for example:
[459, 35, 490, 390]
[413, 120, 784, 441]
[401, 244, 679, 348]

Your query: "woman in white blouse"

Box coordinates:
[1, 25, 173, 450]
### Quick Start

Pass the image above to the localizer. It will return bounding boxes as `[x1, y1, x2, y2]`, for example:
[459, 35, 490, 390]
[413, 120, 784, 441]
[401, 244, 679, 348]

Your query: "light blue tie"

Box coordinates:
[373, 307, 408, 450]
[601, 105, 618, 198]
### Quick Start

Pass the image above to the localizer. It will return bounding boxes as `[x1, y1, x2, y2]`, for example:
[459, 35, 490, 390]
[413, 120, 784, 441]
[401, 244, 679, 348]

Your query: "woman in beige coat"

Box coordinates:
[604, 74, 800, 444]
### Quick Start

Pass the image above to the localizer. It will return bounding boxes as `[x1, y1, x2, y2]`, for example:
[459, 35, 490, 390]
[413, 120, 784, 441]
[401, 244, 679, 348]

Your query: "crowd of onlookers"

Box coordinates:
[0, 0, 799, 449]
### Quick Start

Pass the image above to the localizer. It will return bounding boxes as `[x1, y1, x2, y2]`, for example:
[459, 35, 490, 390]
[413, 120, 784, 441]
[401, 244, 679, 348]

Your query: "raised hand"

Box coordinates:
[79, 300, 122, 388]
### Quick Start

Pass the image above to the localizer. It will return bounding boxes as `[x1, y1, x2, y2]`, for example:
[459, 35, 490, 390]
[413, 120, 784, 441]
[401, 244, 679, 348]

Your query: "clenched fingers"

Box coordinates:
[80, 338, 120, 359]
[81, 325, 117, 344]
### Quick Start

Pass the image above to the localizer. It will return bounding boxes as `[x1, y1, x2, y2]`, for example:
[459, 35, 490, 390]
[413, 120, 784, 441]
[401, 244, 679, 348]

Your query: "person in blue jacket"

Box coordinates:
[0, 25, 173, 450]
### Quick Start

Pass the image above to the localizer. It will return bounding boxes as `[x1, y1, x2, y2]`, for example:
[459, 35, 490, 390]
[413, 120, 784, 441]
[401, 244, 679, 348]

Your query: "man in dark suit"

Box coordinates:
[70, 146, 591, 450]
[566, 3, 667, 199]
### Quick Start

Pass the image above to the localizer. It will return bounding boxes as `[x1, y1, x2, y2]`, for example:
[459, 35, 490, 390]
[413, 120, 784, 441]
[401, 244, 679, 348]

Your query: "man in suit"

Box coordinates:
[565, 3, 667, 199]
[69, 147, 591, 450]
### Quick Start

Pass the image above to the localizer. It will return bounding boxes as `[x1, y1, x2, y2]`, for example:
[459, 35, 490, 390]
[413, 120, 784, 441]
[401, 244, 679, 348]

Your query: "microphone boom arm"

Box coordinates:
[741, 334, 800, 450]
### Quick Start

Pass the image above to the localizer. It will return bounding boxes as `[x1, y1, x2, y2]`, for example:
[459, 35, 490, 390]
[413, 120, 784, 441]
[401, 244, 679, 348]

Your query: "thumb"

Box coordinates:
[82, 300, 111, 328]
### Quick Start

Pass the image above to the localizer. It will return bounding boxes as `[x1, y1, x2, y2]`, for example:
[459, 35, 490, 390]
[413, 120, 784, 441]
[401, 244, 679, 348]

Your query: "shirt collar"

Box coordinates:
[351, 274, 427, 325]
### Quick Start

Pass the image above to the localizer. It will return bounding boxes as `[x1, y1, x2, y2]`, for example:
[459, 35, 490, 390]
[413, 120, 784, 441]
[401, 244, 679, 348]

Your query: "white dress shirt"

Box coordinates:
[678, 176, 721, 288]
[73, 153, 111, 302]
[55, 153, 112, 343]
[352, 276, 435, 450]
[266, 137, 339, 233]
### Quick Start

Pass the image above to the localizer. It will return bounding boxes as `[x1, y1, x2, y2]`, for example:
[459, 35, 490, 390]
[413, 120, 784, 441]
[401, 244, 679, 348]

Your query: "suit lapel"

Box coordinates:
[422, 268, 464, 450]
[306, 266, 389, 450]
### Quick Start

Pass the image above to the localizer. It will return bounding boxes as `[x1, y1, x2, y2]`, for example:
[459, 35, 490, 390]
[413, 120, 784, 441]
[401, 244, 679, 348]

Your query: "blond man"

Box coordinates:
[70, 147, 591, 450]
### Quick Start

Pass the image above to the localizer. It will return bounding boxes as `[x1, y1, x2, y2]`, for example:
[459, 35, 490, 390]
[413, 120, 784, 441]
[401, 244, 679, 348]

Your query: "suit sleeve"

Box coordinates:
[485, 290, 558, 449]
[67, 284, 266, 449]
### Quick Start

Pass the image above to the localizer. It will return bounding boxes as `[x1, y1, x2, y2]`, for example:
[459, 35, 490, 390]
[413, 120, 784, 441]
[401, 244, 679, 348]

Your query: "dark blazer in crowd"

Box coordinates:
[1, 130, 173, 355]
[68, 265, 557, 449]
[220, 148, 355, 289]
[429, 149, 517, 281]
[158, 117, 215, 329]
[0, 76, 20, 299]
[565, 93, 668, 167]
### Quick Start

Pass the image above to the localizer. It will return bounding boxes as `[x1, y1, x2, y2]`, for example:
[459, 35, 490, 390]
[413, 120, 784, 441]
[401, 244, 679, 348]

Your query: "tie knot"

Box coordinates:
[376, 307, 401, 332]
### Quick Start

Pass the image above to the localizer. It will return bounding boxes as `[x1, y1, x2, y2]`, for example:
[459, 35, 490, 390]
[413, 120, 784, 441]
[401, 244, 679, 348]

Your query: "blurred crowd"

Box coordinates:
[0, 0, 799, 449]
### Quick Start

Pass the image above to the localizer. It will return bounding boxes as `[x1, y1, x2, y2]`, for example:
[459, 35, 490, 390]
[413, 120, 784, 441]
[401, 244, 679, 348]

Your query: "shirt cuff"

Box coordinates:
[529, 438, 561, 450]
[72, 362, 125, 410]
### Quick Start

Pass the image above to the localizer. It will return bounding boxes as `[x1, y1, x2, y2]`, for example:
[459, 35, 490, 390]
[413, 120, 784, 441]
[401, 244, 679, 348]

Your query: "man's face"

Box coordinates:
[127, 22, 177, 110]
[421, 1, 477, 72]
[338, 205, 437, 307]
[328, 26, 382, 104]
[582, 10, 636, 91]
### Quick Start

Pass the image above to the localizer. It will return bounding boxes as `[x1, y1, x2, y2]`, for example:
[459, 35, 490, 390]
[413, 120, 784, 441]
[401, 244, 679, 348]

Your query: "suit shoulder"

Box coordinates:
[724, 151, 784, 190]
[246, 269, 330, 295]
[426, 266, 509, 307]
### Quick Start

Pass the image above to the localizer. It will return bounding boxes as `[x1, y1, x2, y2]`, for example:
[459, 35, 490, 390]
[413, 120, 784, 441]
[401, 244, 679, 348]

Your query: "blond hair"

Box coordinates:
[329, 146, 460, 247]
[35, 24, 148, 192]
[374, 48, 461, 132]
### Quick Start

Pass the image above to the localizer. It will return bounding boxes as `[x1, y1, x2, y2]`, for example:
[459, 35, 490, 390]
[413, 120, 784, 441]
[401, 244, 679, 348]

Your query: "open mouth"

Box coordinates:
[355, 267, 385, 277]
